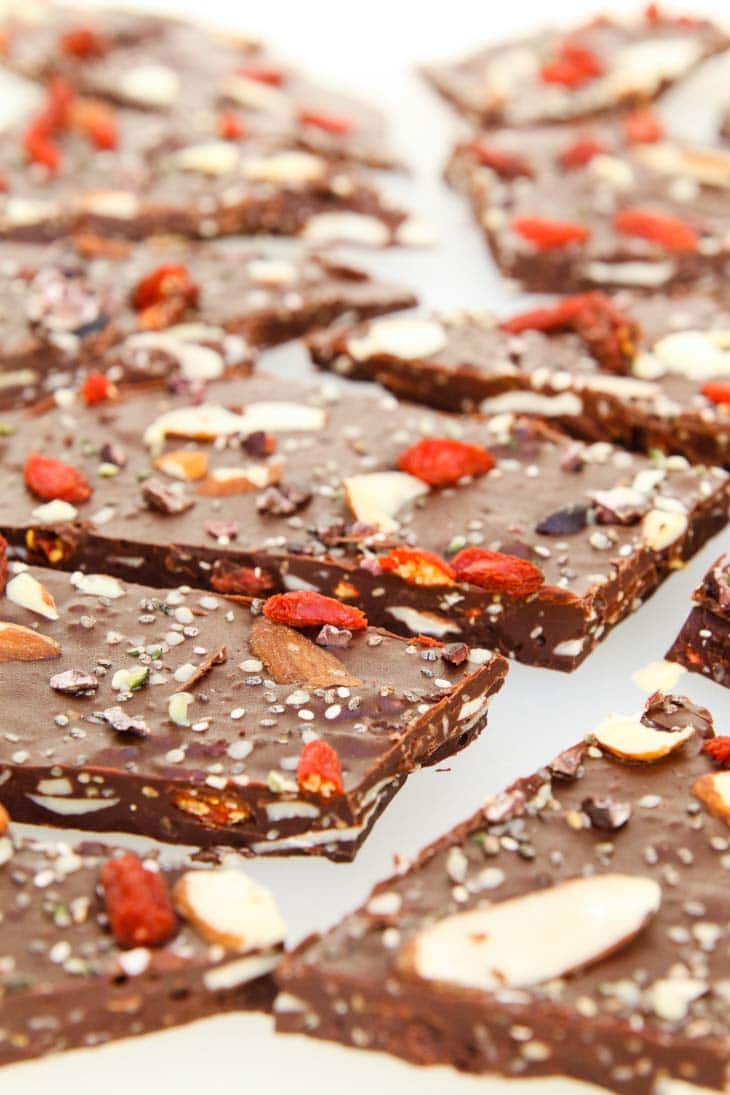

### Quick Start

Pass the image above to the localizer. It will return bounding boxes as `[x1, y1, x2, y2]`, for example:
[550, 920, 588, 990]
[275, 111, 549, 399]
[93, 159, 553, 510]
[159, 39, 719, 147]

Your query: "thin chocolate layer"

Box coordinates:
[0, 830, 285, 1067]
[1, 375, 727, 671]
[0, 565, 506, 858]
[667, 551, 730, 689]
[308, 290, 730, 468]
[276, 694, 730, 1094]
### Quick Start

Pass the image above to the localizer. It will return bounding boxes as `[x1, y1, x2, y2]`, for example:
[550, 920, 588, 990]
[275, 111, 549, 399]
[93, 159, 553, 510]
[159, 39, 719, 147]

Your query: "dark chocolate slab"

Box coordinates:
[276, 694, 730, 1094]
[0, 828, 285, 1067]
[667, 550, 730, 689]
[0, 565, 506, 858]
[0, 239, 415, 410]
[308, 290, 730, 467]
[446, 122, 730, 294]
[0, 374, 727, 671]
[422, 9, 727, 126]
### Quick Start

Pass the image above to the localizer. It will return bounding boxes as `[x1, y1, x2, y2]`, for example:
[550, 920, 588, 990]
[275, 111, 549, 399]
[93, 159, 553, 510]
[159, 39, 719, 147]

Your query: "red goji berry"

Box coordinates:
[81, 371, 114, 405]
[511, 216, 590, 251]
[299, 108, 353, 135]
[540, 41, 604, 88]
[135, 297, 189, 332]
[23, 127, 61, 172]
[217, 110, 246, 141]
[263, 591, 368, 631]
[0, 533, 7, 594]
[236, 65, 284, 85]
[701, 380, 730, 406]
[622, 108, 663, 144]
[703, 736, 730, 766]
[0, 175, 7, 193]
[466, 139, 533, 179]
[22, 77, 74, 172]
[101, 853, 177, 949]
[132, 264, 199, 311]
[71, 100, 118, 150]
[501, 293, 638, 374]
[297, 740, 344, 798]
[210, 564, 274, 596]
[559, 136, 607, 169]
[397, 438, 495, 487]
[614, 208, 698, 252]
[379, 546, 455, 587]
[24, 452, 92, 504]
[58, 25, 108, 58]
[451, 547, 544, 598]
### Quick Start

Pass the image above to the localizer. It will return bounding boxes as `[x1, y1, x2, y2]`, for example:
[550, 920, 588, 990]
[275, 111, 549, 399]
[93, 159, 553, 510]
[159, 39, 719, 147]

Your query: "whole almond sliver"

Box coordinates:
[0, 621, 61, 662]
[249, 616, 361, 689]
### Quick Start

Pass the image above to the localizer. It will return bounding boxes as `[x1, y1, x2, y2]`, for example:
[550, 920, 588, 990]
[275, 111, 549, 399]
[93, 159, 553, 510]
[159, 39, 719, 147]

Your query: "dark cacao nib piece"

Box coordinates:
[204, 520, 239, 540]
[441, 642, 469, 666]
[641, 692, 715, 739]
[498, 540, 533, 560]
[592, 487, 648, 526]
[49, 669, 99, 696]
[241, 431, 276, 457]
[560, 443, 585, 473]
[100, 441, 127, 468]
[256, 484, 311, 517]
[548, 742, 586, 780]
[142, 479, 195, 515]
[536, 505, 588, 535]
[101, 706, 149, 737]
[582, 796, 632, 830]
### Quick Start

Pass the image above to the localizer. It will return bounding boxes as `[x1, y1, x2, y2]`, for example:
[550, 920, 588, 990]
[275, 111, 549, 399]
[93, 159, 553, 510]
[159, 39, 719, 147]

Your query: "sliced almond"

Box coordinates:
[344, 471, 429, 534]
[173, 868, 286, 951]
[6, 571, 58, 620]
[119, 63, 180, 108]
[242, 150, 325, 185]
[399, 874, 660, 992]
[197, 463, 281, 497]
[70, 572, 125, 599]
[249, 617, 361, 689]
[593, 712, 695, 762]
[693, 771, 730, 826]
[641, 509, 688, 552]
[0, 621, 61, 662]
[144, 401, 325, 451]
[347, 318, 447, 362]
[154, 449, 209, 482]
[175, 140, 240, 176]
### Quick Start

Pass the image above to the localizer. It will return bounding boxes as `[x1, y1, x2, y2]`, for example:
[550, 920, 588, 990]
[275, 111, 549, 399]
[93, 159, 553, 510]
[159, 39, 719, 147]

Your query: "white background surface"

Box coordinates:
[5, 2, 730, 1092]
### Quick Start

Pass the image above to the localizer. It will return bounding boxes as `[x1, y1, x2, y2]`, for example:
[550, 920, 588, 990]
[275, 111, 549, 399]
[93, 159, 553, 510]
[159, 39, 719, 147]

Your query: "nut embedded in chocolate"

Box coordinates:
[142, 478, 195, 515]
[256, 483, 312, 517]
[548, 743, 586, 780]
[441, 642, 469, 666]
[49, 668, 99, 695]
[641, 693, 715, 739]
[582, 795, 632, 831]
[101, 706, 149, 737]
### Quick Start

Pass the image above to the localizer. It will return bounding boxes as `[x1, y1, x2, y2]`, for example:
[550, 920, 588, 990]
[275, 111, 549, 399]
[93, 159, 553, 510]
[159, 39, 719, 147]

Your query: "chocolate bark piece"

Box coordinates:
[0, 564, 506, 857]
[307, 289, 730, 467]
[0, 827, 285, 1067]
[276, 694, 730, 1094]
[446, 121, 730, 294]
[0, 6, 398, 169]
[421, 9, 727, 127]
[1, 374, 727, 671]
[0, 91, 411, 245]
[667, 551, 730, 688]
[0, 239, 415, 410]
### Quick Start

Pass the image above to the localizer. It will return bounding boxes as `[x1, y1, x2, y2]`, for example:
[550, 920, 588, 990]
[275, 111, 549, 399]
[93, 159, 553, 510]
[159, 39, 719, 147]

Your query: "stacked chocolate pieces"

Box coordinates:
[668, 551, 730, 688]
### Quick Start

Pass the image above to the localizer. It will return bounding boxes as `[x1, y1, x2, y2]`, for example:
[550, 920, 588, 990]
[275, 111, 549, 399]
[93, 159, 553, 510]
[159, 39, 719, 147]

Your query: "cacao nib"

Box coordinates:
[536, 505, 588, 535]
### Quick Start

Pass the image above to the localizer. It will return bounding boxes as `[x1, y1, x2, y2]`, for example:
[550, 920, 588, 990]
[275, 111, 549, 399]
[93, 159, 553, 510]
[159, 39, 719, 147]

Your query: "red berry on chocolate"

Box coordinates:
[466, 139, 533, 179]
[703, 736, 730, 766]
[58, 25, 108, 58]
[622, 108, 663, 144]
[614, 208, 698, 252]
[511, 216, 590, 251]
[297, 740, 344, 798]
[397, 438, 495, 487]
[263, 591, 368, 631]
[132, 264, 199, 311]
[101, 852, 177, 948]
[379, 546, 455, 587]
[559, 136, 606, 169]
[81, 371, 114, 405]
[299, 108, 353, 135]
[540, 41, 604, 88]
[451, 547, 544, 598]
[217, 110, 246, 141]
[236, 65, 284, 86]
[701, 381, 730, 406]
[210, 565, 274, 596]
[24, 452, 92, 504]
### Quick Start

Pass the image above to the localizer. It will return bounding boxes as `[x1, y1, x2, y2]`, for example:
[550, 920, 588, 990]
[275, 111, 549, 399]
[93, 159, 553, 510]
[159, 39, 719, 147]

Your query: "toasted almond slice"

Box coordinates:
[6, 571, 58, 620]
[249, 617, 361, 688]
[398, 874, 660, 992]
[641, 508, 688, 552]
[347, 318, 447, 362]
[344, 471, 429, 534]
[197, 463, 281, 497]
[693, 771, 730, 826]
[154, 449, 209, 482]
[173, 868, 286, 951]
[593, 713, 695, 762]
[144, 401, 325, 451]
[0, 621, 61, 662]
